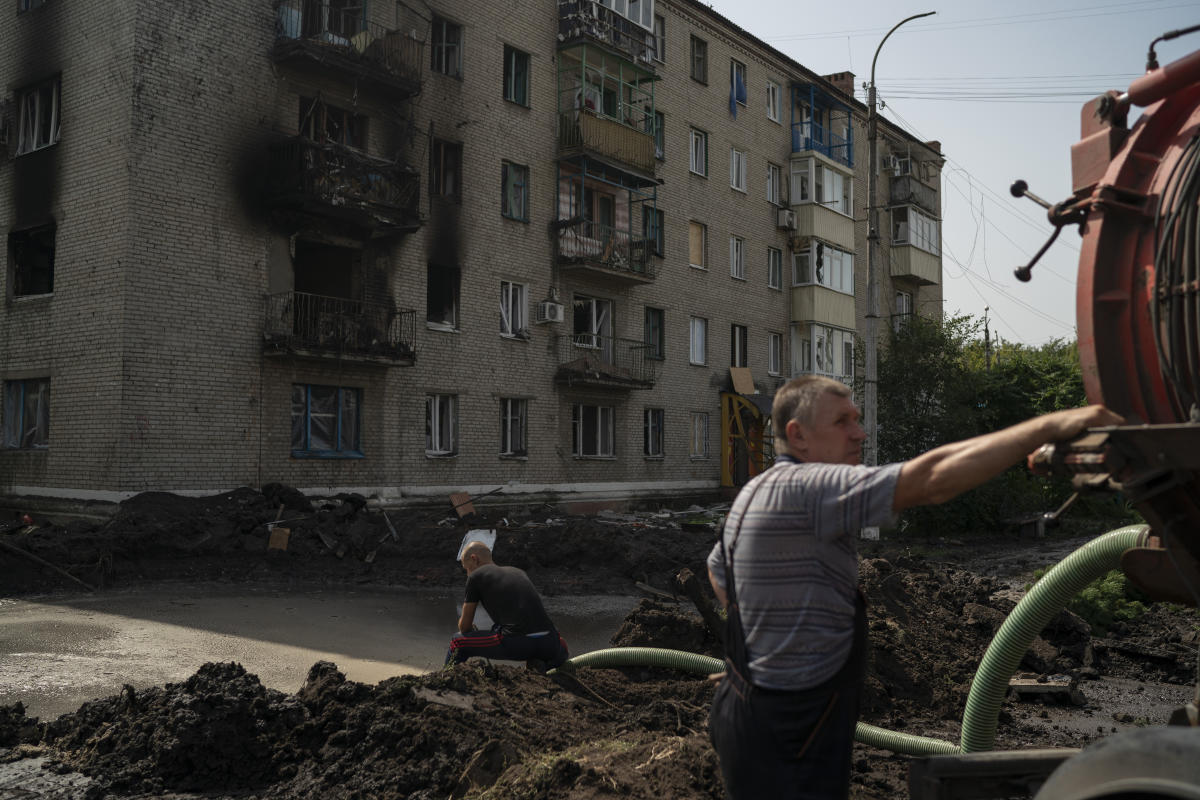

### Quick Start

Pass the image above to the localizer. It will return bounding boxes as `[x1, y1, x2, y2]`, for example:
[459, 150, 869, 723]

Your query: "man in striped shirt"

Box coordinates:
[706, 375, 1120, 799]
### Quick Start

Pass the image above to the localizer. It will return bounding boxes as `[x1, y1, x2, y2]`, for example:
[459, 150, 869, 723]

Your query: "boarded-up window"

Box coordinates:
[689, 221, 706, 268]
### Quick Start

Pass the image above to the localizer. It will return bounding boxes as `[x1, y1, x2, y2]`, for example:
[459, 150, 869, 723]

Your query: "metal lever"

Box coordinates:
[1011, 179, 1052, 210]
[1009, 180, 1088, 283]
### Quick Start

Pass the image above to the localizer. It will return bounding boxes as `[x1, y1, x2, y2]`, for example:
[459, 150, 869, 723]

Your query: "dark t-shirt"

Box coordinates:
[464, 564, 556, 636]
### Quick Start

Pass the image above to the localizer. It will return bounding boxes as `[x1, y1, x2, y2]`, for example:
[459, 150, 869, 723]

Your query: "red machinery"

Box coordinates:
[1020, 37, 1200, 610]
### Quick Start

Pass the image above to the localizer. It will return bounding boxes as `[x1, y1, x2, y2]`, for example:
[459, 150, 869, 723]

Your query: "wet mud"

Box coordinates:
[0, 487, 1196, 798]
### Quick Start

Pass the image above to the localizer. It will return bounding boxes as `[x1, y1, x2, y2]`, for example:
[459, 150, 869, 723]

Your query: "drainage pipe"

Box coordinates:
[558, 646, 960, 755]
[959, 525, 1149, 752]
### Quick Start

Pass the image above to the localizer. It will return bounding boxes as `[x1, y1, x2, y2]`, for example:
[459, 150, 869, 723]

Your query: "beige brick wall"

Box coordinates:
[0, 0, 943, 504]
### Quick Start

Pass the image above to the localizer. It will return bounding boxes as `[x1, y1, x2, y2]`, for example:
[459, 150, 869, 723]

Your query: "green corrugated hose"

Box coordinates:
[959, 524, 1148, 753]
[555, 525, 1149, 758]
[556, 646, 960, 754]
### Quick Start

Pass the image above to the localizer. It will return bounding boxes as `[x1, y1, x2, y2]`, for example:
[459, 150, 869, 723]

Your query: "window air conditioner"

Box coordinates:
[777, 208, 797, 230]
[535, 300, 565, 324]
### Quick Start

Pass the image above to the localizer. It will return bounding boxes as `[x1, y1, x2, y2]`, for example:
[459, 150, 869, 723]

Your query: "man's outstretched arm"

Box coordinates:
[892, 405, 1123, 511]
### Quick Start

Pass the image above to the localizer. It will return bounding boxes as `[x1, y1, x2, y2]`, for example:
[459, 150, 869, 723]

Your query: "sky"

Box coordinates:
[705, 0, 1199, 345]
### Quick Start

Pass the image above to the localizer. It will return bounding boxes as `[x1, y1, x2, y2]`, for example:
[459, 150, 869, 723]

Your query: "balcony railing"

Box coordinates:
[555, 333, 657, 389]
[274, 0, 423, 95]
[263, 291, 416, 364]
[889, 174, 939, 217]
[791, 121, 853, 167]
[265, 137, 420, 233]
[555, 219, 654, 281]
[557, 0, 657, 66]
[559, 111, 656, 174]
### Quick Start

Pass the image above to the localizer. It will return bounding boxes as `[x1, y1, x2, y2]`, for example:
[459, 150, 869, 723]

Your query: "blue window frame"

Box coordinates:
[291, 384, 362, 457]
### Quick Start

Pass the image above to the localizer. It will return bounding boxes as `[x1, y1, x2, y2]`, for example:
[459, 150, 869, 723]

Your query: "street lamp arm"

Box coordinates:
[870, 11, 936, 87]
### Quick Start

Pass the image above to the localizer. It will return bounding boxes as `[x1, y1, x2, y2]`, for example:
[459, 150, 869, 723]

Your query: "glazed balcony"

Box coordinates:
[557, 0, 657, 67]
[555, 219, 655, 283]
[264, 138, 420, 237]
[559, 111, 656, 176]
[263, 292, 416, 365]
[555, 333, 657, 390]
[791, 121, 853, 168]
[273, 0, 423, 98]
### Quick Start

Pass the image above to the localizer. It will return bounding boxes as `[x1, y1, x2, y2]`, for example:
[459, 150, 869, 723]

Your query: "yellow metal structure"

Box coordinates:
[720, 392, 776, 489]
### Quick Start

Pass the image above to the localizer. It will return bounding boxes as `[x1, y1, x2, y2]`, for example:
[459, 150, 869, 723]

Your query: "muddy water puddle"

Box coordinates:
[0, 584, 638, 720]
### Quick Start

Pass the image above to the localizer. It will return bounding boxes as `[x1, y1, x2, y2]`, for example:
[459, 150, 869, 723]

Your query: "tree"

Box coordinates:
[873, 315, 1123, 534]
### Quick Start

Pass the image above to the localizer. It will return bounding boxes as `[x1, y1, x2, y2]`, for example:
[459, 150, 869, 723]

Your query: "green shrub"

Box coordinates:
[1027, 567, 1148, 635]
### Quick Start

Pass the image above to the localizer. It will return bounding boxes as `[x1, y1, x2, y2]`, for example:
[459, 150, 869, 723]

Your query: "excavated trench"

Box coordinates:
[0, 487, 1196, 799]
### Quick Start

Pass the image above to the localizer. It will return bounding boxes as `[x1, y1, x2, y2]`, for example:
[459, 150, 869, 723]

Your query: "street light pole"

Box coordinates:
[864, 10, 935, 466]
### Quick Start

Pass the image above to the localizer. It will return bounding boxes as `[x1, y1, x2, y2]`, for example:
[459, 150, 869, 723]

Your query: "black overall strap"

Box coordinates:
[720, 478, 768, 695]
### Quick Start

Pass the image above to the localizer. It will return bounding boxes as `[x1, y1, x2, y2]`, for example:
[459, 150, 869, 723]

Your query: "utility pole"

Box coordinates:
[865, 10, 935, 466]
[984, 306, 992, 371]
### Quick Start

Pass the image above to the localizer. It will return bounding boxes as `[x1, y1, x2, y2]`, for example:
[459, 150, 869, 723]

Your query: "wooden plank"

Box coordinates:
[267, 527, 291, 551]
[729, 367, 755, 395]
[449, 492, 476, 518]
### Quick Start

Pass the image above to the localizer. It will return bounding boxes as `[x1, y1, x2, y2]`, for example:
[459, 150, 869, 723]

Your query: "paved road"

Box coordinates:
[0, 583, 636, 720]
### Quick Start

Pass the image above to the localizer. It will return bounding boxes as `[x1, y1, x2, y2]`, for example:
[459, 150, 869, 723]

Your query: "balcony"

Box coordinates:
[889, 245, 941, 286]
[889, 174, 939, 217]
[791, 203, 855, 251]
[790, 285, 856, 328]
[557, 0, 657, 67]
[263, 292, 416, 365]
[273, 0, 423, 98]
[559, 111, 656, 176]
[264, 138, 420, 237]
[791, 121, 853, 168]
[555, 334, 657, 390]
[555, 219, 655, 283]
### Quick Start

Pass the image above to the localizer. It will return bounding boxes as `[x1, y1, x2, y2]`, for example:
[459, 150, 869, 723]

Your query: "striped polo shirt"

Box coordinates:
[707, 455, 902, 691]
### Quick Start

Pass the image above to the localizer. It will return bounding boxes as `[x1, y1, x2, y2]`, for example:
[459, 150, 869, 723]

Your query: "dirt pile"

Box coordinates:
[6, 657, 720, 800]
[0, 488, 719, 597]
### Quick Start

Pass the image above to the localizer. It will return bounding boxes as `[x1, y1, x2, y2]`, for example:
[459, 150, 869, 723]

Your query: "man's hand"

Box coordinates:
[896, 404, 1124, 511]
[1035, 405, 1124, 442]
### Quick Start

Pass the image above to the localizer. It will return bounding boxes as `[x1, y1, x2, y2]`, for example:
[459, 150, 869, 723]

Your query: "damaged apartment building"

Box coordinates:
[0, 0, 943, 507]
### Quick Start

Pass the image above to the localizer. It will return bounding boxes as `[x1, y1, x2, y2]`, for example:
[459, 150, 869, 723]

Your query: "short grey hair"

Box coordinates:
[772, 376, 851, 434]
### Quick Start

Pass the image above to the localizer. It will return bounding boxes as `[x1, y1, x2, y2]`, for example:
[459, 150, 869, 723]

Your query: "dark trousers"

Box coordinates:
[445, 627, 569, 668]
[709, 602, 867, 800]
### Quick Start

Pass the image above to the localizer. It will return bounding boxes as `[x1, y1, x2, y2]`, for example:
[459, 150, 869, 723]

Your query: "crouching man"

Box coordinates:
[445, 541, 569, 670]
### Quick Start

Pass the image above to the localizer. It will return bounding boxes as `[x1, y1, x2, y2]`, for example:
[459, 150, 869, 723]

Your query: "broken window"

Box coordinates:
[431, 16, 462, 77]
[503, 45, 529, 106]
[426, 263, 460, 331]
[501, 161, 528, 221]
[291, 384, 361, 457]
[500, 398, 527, 457]
[572, 404, 614, 457]
[16, 76, 60, 156]
[297, 0, 362, 39]
[690, 412, 708, 458]
[8, 223, 55, 297]
[299, 97, 366, 149]
[19, 0, 48, 11]
[644, 306, 664, 360]
[3, 378, 49, 450]
[731, 324, 748, 368]
[644, 407, 664, 457]
[500, 280, 527, 337]
[430, 139, 462, 200]
[426, 393, 457, 456]
[572, 294, 612, 351]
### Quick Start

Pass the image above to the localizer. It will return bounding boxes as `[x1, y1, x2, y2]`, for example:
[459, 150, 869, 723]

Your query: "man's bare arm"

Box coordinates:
[458, 601, 478, 634]
[893, 405, 1123, 511]
[708, 567, 729, 609]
